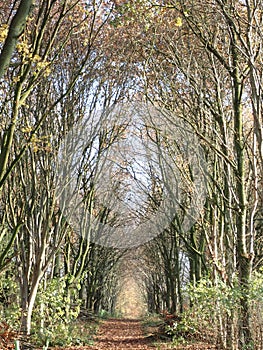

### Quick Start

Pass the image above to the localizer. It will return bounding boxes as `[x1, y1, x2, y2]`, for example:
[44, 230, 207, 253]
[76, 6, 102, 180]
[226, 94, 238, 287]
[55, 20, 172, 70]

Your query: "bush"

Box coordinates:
[32, 276, 82, 346]
[0, 275, 20, 329]
[170, 272, 263, 348]
[164, 314, 196, 342]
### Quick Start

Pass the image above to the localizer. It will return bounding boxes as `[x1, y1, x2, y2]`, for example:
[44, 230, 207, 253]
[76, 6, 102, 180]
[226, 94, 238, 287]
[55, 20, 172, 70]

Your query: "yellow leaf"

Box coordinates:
[175, 17, 182, 27]
[0, 24, 8, 43]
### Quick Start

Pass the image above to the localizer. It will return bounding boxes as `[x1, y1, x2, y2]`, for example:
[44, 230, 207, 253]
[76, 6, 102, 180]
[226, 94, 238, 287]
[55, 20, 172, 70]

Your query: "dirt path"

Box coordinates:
[89, 318, 155, 350]
[47, 318, 217, 350]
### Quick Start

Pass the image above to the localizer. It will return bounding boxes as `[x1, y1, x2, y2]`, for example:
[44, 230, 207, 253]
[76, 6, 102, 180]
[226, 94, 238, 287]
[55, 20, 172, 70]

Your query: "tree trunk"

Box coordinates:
[231, 37, 254, 348]
[0, 0, 33, 79]
[20, 272, 42, 335]
[26, 275, 42, 335]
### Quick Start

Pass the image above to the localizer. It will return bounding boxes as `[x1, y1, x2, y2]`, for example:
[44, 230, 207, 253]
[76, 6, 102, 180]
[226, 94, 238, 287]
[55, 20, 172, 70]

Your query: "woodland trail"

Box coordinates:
[78, 318, 156, 350]
[59, 318, 217, 350]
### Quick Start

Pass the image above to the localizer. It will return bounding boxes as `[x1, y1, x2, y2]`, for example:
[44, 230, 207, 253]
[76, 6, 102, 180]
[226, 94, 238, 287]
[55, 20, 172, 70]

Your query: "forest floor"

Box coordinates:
[0, 318, 218, 349]
[56, 318, 217, 350]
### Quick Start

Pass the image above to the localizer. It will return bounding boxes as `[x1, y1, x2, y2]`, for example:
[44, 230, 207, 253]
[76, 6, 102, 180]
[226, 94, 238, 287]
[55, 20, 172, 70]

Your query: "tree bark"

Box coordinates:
[0, 0, 33, 79]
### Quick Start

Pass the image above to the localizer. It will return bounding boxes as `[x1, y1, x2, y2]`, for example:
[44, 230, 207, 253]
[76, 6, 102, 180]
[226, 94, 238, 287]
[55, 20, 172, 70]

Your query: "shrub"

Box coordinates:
[32, 276, 82, 346]
[169, 272, 263, 349]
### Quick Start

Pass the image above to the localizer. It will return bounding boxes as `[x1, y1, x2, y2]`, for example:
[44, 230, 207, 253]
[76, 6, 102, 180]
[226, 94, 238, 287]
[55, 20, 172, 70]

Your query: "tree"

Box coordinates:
[0, 0, 118, 334]
[106, 1, 263, 347]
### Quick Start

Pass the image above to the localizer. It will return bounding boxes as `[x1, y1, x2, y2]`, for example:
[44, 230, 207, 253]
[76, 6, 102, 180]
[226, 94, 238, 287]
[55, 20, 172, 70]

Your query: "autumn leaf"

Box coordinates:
[0, 24, 8, 43]
[175, 16, 182, 27]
